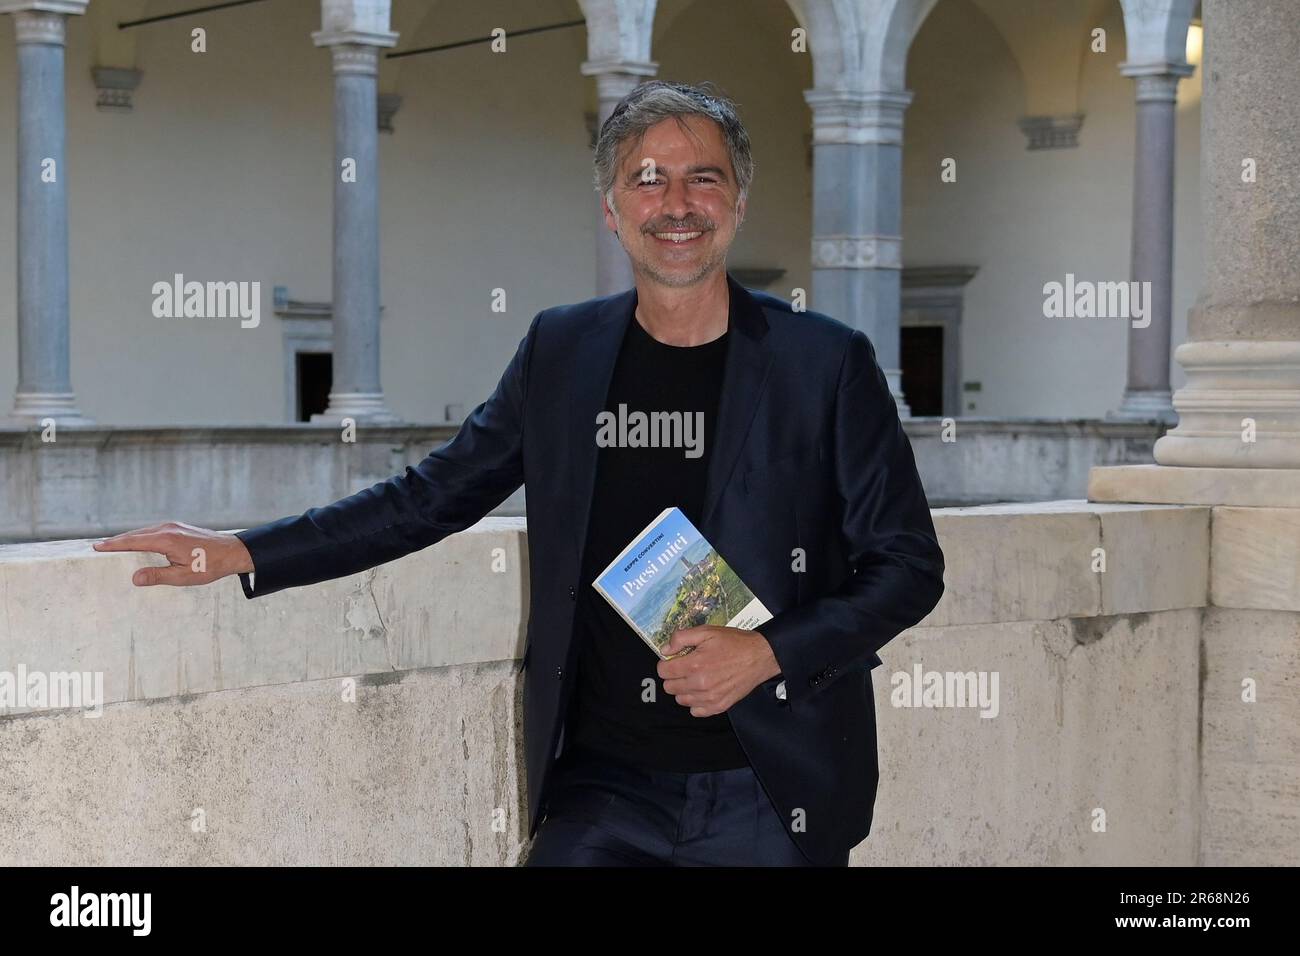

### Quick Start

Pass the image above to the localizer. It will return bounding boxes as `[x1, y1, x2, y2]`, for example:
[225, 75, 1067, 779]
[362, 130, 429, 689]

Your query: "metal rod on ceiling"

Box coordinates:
[387, 18, 585, 60]
[119, 0, 270, 30]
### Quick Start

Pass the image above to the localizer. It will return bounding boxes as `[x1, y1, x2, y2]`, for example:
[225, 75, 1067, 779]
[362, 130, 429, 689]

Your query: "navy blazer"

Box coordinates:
[234, 272, 946, 865]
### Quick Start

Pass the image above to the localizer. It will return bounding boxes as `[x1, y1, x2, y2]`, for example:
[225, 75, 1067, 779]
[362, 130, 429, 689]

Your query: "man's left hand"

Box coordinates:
[657, 626, 782, 717]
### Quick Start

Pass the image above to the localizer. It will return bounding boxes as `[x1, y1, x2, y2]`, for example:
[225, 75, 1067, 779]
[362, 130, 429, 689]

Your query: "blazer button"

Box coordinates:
[568, 586, 576, 601]
[555, 667, 564, 680]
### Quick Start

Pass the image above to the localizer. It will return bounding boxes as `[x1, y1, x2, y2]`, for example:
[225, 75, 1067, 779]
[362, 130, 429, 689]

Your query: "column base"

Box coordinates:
[311, 391, 402, 425]
[1088, 463, 1300, 508]
[884, 367, 912, 418]
[7, 391, 93, 425]
[1153, 340, 1300, 468]
[1107, 389, 1177, 424]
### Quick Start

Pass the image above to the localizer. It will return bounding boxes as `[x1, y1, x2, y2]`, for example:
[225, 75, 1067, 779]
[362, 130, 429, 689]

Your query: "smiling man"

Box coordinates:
[95, 81, 945, 868]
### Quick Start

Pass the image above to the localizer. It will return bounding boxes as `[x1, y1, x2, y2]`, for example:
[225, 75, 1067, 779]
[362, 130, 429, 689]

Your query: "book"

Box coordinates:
[591, 506, 773, 661]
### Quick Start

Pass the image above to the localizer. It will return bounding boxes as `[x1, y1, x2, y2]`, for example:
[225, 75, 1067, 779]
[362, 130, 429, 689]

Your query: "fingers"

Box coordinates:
[668, 689, 718, 708]
[663, 677, 725, 715]
[662, 626, 716, 657]
[94, 521, 194, 554]
[93, 522, 232, 588]
[661, 675, 698, 695]
[678, 698, 723, 717]
[132, 562, 204, 587]
[93, 531, 173, 554]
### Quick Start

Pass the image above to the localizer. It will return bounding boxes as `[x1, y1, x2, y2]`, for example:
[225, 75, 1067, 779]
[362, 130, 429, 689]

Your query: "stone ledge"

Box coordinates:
[0, 502, 1220, 713]
[0, 423, 459, 445]
[925, 500, 1209, 626]
[1089, 464, 1300, 507]
[0, 422, 1161, 541]
[1210, 508, 1300, 611]
[0, 517, 529, 716]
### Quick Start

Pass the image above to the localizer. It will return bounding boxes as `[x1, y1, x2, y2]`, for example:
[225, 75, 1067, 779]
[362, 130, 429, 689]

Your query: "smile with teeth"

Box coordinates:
[652, 231, 704, 243]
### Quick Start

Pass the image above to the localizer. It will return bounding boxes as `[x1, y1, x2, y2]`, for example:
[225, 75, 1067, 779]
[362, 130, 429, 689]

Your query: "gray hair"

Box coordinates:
[593, 80, 755, 204]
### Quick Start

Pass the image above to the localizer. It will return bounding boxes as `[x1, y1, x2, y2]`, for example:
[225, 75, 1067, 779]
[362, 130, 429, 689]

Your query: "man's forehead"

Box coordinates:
[640, 116, 722, 147]
[618, 117, 728, 169]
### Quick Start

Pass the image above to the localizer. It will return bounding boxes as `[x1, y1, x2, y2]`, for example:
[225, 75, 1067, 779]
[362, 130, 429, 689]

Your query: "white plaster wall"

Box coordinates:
[5, 0, 334, 424]
[0, 0, 1203, 425]
[653, 0, 813, 304]
[0, 0, 591, 425]
[903, 0, 1203, 417]
[378, 0, 592, 424]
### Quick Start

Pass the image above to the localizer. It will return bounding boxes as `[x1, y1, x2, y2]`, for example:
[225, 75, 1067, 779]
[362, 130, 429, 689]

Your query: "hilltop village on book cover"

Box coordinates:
[592, 507, 773, 660]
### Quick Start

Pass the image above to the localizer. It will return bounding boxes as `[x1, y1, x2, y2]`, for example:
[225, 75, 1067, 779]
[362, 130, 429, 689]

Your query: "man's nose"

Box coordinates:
[659, 176, 691, 220]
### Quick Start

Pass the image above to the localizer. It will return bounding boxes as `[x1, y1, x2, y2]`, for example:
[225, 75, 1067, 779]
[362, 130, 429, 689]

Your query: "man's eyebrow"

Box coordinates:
[624, 163, 729, 182]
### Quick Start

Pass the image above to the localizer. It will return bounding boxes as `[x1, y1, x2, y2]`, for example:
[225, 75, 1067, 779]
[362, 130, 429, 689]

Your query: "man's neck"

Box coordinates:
[633, 270, 730, 347]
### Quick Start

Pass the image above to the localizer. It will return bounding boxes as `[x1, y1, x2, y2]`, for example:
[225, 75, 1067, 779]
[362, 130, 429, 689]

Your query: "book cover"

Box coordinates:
[591, 506, 773, 661]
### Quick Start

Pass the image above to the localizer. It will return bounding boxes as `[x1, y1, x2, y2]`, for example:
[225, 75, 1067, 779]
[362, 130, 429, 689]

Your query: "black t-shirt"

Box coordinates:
[564, 308, 751, 772]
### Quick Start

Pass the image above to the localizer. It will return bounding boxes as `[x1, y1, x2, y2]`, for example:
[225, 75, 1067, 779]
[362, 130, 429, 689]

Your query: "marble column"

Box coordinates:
[1152, 0, 1300, 471]
[2, 1, 91, 424]
[1111, 63, 1193, 423]
[581, 60, 656, 296]
[805, 89, 913, 415]
[311, 29, 400, 424]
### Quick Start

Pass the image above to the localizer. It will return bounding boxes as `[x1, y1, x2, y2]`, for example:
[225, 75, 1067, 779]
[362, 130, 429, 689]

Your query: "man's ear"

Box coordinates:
[601, 191, 620, 237]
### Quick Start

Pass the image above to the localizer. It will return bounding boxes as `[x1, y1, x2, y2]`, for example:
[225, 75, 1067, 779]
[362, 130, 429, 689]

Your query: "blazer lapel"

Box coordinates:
[700, 275, 773, 530]
[567, 288, 636, 560]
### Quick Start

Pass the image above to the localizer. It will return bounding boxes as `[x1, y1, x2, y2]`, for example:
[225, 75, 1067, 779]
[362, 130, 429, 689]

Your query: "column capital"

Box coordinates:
[0, 1, 88, 15]
[311, 28, 398, 50]
[313, 25, 397, 76]
[92, 66, 143, 112]
[810, 235, 902, 270]
[319, 43, 382, 76]
[1121, 60, 1195, 103]
[579, 57, 657, 79]
[1119, 58, 1195, 76]
[3, 4, 85, 45]
[581, 60, 657, 105]
[0, 0, 87, 47]
[803, 88, 913, 146]
[1017, 114, 1085, 150]
[1133, 73, 1182, 103]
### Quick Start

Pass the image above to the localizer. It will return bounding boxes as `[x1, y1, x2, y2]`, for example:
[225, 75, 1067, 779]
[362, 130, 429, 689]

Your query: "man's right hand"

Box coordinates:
[92, 521, 255, 587]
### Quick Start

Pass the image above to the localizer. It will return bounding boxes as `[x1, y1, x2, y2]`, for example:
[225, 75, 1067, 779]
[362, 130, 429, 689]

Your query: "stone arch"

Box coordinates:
[793, 0, 941, 92]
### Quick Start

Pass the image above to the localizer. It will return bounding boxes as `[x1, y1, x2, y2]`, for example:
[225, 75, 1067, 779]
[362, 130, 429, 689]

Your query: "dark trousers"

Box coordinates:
[524, 744, 849, 867]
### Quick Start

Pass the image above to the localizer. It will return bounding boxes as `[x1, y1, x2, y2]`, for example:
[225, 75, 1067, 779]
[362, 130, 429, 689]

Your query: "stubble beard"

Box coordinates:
[612, 209, 733, 289]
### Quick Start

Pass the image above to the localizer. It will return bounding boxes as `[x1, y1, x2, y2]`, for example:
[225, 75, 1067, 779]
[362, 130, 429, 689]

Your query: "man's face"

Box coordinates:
[602, 114, 747, 289]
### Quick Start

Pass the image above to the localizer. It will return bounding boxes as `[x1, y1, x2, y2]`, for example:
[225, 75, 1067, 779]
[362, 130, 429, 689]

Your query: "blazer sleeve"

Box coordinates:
[757, 328, 945, 707]
[232, 311, 542, 599]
